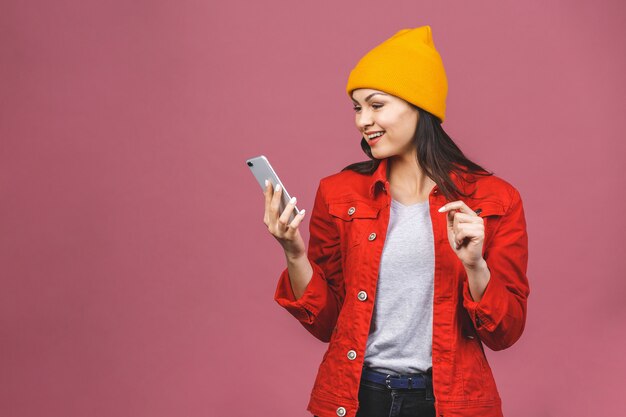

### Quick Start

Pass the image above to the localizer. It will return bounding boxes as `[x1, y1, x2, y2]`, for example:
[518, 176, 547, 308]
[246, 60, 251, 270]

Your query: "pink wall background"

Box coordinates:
[2, 1, 625, 416]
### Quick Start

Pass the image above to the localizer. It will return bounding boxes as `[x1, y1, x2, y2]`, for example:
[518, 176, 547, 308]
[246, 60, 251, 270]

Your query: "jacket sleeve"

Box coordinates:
[273, 179, 345, 343]
[462, 187, 530, 351]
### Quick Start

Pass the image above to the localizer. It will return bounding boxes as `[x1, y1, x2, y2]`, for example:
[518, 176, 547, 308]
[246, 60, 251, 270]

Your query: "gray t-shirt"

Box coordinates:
[363, 198, 434, 374]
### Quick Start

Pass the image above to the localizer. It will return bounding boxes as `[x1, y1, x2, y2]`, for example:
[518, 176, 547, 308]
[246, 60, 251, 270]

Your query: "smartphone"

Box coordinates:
[246, 155, 301, 224]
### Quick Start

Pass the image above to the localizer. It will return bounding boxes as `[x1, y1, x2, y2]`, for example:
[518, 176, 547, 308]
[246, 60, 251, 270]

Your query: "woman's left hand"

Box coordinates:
[438, 200, 485, 268]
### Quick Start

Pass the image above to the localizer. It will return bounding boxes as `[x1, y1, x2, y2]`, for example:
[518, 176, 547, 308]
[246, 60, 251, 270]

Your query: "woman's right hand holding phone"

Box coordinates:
[263, 180, 307, 259]
[263, 180, 313, 300]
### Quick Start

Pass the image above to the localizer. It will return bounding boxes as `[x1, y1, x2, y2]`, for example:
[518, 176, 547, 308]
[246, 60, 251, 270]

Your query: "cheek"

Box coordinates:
[376, 114, 395, 130]
[398, 114, 418, 136]
[404, 121, 418, 138]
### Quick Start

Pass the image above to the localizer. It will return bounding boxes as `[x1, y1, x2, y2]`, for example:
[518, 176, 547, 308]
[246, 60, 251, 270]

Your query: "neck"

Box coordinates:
[387, 154, 436, 200]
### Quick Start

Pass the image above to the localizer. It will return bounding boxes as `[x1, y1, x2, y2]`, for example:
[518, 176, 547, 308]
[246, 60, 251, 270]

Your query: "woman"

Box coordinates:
[263, 25, 529, 417]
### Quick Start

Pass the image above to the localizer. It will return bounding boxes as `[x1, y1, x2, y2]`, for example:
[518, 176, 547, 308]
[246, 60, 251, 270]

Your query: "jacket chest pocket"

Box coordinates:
[328, 200, 381, 251]
[473, 201, 505, 250]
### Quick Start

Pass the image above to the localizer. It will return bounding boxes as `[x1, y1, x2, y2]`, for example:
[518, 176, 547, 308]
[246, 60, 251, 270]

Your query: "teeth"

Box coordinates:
[367, 132, 384, 139]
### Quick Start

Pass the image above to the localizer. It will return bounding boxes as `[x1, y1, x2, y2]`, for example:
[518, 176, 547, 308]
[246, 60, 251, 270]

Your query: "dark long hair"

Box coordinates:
[341, 105, 493, 201]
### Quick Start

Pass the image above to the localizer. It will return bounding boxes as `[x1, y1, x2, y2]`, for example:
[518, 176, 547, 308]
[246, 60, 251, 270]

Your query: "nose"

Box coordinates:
[356, 109, 374, 132]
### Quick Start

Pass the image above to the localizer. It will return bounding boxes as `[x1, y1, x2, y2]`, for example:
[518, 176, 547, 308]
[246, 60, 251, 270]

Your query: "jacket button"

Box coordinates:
[348, 206, 356, 215]
[357, 291, 368, 301]
[368, 232, 377, 241]
[336, 407, 347, 416]
[347, 350, 357, 360]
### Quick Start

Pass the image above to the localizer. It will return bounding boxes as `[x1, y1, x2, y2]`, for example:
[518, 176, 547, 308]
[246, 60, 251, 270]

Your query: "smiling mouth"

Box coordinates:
[367, 132, 385, 142]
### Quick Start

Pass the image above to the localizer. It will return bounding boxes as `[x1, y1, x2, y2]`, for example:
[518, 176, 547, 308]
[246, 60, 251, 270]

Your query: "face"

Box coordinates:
[351, 88, 419, 160]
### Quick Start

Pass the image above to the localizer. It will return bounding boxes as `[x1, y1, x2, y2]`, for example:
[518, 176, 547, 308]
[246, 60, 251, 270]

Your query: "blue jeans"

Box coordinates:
[314, 372, 436, 417]
[355, 376, 436, 417]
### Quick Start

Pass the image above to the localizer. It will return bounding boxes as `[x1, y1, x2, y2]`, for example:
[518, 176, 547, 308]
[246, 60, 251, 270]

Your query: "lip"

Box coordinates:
[367, 132, 384, 145]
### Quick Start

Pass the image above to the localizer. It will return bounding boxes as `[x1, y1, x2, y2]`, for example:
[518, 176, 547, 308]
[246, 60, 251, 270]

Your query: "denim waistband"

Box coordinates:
[360, 366, 432, 390]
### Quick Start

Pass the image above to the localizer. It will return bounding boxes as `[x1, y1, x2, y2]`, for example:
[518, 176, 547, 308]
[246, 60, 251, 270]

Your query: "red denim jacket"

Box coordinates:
[274, 157, 530, 417]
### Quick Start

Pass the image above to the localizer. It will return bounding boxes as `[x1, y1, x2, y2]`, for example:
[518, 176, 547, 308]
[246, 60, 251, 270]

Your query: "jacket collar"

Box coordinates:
[367, 158, 475, 199]
[368, 158, 390, 199]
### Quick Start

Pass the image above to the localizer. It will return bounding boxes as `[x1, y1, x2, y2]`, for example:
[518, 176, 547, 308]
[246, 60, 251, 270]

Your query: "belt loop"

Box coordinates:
[425, 371, 434, 401]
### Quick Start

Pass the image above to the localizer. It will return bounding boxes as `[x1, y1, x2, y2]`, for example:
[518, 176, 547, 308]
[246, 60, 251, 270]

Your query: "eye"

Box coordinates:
[352, 103, 383, 112]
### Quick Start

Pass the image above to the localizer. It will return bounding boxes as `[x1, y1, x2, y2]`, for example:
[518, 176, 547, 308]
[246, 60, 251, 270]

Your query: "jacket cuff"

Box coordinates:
[274, 259, 328, 325]
[461, 265, 507, 332]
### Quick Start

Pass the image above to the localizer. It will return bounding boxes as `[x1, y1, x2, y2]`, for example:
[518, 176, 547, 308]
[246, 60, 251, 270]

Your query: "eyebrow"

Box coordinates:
[351, 92, 389, 104]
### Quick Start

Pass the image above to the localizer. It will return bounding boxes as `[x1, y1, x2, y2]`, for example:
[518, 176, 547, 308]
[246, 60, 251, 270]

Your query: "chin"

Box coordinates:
[370, 148, 389, 160]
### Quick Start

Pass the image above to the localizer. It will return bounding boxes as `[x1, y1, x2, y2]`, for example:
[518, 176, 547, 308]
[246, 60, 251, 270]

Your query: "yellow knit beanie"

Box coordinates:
[346, 25, 448, 123]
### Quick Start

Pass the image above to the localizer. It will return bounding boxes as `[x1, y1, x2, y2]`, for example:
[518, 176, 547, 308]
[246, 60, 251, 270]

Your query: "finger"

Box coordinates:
[438, 200, 477, 216]
[454, 223, 484, 248]
[264, 179, 273, 202]
[284, 209, 307, 237]
[278, 195, 298, 227]
[452, 211, 484, 233]
[263, 179, 273, 224]
[269, 183, 283, 216]
[439, 200, 480, 229]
